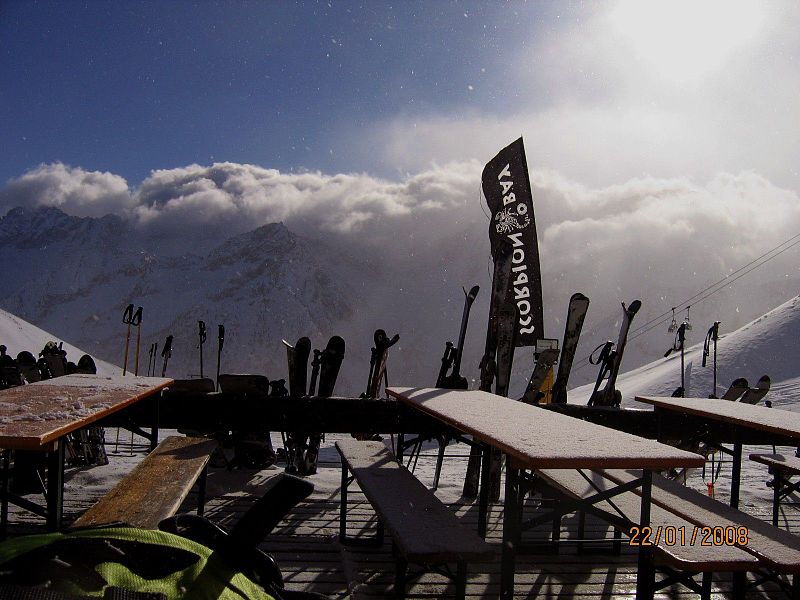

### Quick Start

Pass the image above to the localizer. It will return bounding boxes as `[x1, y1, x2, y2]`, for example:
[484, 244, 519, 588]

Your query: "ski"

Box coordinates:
[739, 375, 771, 405]
[317, 335, 345, 398]
[721, 377, 749, 400]
[282, 337, 311, 474]
[551, 293, 590, 404]
[702, 321, 721, 397]
[463, 244, 513, 499]
[588, 299, 642, 407]
[520, 347, 560, 405]
[438, 286, 480, 390]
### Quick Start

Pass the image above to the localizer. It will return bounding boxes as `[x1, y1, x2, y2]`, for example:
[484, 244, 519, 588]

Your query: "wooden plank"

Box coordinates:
[336, 439, 493, 564]
[0, 374, 171, 449]
[636, 396, 800, 439]
[71, 435, 216, 529]
[602, 468, 800, 574]
[387, 387, 705, 470]
[537, 468, 758, 571]
[750, 453, 800, 476]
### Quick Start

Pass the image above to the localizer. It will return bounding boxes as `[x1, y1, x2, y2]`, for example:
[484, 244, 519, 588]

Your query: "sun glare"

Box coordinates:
[610, 0, 764, 81]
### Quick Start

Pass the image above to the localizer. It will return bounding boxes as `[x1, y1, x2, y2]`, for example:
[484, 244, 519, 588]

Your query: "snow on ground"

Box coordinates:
[570, 294, 800, 412]
[0, 307, 120, 376]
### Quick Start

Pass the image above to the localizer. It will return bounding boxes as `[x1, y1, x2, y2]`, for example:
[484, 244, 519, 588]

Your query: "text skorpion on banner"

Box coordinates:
[482, 137, 544, 347]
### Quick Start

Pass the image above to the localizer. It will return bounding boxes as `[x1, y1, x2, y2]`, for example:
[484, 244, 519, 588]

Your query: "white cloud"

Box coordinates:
[359, 2, 800, 193]
[0, 163, 132, 218]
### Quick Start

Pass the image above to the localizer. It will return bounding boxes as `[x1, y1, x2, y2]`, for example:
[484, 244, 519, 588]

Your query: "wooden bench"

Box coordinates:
[750, 453, 800, 527]
[601, 468, 800, 599]
[71, 435, 217, 530]
[536, 468, 758, 600]
[335, 439, 493, 600]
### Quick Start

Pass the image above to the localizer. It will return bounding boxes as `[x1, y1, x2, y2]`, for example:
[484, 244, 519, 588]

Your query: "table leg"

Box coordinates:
[730, 435, 742, 509]
[478, 442, 491, 539]
[500, 464, 521, 600]
[339, 463, 348, 543]
[635, 469, 654, 600]
[46, 442, 65, 531]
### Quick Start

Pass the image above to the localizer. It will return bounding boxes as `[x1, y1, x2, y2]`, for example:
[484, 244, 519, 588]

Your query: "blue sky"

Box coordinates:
[4, 1, 799, 190]
[1, 1, 570, 185]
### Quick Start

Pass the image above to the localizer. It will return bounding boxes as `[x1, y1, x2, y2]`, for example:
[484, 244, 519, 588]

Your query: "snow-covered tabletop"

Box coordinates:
[0, 374, 172, 449]
[388, 386, 705, 470]
[636, 396, 800, 439]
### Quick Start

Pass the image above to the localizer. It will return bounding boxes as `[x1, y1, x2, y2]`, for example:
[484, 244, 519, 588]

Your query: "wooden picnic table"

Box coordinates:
[0, 374, 172, 531]
[636, 395, 800, 509]
[387, 386, 704, 600]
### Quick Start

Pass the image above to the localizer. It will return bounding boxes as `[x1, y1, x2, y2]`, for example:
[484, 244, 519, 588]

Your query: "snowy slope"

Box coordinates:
[570, 294, 800, 410]
[0, 307, 121, 376]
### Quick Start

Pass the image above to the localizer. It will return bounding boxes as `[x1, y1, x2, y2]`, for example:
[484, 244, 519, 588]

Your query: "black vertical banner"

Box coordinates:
[481, 137, 544, 346]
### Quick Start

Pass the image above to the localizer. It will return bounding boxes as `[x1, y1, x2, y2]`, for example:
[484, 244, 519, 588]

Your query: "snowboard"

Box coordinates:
[739, 375, 771, 405]
[551, 293, 590, 405]
[464, 244, 514, 500]
[520, 348, 560, 405]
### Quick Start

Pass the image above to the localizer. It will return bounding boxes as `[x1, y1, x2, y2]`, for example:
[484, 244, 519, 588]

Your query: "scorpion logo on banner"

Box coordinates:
[494, 204, 530, 234]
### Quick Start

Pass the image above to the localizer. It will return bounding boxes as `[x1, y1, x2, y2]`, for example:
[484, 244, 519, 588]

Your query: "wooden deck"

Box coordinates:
[5, 434, 800, 599]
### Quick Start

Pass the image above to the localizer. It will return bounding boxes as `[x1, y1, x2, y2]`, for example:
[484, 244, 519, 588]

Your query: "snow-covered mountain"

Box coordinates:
[0, 308, 120, 376]
[570, 294, 800, 410]
[0, 206, 370, 391]
[4, 205, 800, 401]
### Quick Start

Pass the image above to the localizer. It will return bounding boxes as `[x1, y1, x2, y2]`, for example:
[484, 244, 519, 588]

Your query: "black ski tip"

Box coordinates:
[327, 335, 346, 352]
[756, 374, 771, 389]
[295, 337, 311, 352]
[627, 299, 642, 314]
[570, 292, 590, 302]
[465, 284, 480, 300]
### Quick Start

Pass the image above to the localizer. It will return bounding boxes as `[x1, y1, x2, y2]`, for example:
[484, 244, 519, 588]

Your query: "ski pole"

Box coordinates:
[132, 306, 143, 376]
[216, 324, 224, 391]
[161, 335, 173, 378]
[198, 321, 206, 378]
[122, 304, 135, 375]
[147, 343, 155, 376]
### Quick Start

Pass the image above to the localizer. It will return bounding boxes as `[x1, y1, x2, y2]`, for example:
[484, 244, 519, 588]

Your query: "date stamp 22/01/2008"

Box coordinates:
[629, 525, 749, 547]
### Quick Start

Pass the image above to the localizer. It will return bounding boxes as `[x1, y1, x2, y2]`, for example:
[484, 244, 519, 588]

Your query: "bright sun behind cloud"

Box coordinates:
[609, 0, 764, 82]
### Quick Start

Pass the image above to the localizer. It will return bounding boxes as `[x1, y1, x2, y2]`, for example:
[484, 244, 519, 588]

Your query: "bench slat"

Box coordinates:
[537, 468, 757, 571]
[72, 435, 217, 530]
[750, 453, 800, 476]
[336, 439, 492, 564]
[602, 468, 800, 573]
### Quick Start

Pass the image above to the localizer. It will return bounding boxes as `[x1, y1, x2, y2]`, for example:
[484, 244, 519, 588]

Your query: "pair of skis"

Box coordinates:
[362, 329, 400, 399]
[283, 335, 345, 475]
[720, 375, 771, 404]
[587, 299, 642, 407]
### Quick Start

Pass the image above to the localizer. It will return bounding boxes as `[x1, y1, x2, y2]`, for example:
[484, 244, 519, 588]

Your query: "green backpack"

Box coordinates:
[0, 526, 276, 600]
